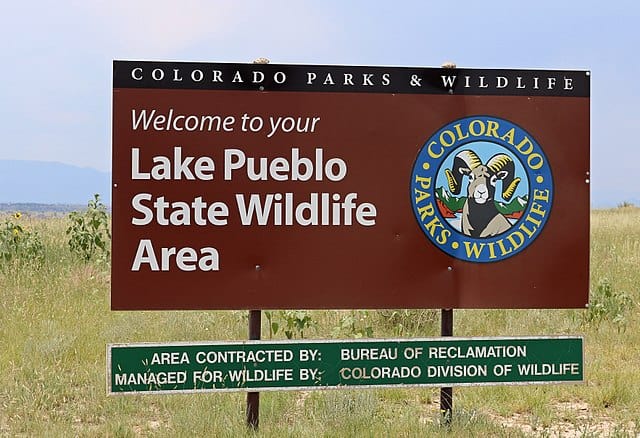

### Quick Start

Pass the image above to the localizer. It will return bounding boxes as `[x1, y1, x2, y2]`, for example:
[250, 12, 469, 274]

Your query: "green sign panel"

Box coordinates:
[108, 336, 583, 395]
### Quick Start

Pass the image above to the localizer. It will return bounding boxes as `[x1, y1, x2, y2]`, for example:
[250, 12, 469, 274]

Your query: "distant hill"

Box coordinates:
[0, 160, 111, 205]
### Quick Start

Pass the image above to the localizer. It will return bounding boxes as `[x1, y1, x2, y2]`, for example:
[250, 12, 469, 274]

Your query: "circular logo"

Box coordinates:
[410, 116, 553, 262]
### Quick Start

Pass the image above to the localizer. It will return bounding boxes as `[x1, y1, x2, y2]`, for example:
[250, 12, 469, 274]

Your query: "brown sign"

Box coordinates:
[112, 61, 590, 310]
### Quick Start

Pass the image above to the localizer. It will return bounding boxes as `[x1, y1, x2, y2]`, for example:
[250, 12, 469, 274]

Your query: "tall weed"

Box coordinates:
[66, 194, 111, 262]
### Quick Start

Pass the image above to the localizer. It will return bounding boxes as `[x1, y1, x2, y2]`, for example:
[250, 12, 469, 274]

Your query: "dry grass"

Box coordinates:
[0, 209, 639, 436]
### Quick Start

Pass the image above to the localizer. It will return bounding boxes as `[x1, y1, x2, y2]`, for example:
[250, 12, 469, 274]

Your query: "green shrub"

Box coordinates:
[584, 278, 634, 331]
[66, 194, 111, 262]
[0, 212, 44, 265]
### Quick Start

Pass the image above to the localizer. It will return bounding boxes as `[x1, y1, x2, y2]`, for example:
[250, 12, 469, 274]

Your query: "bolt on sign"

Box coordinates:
[107, 336, 583, 394]
[111, 61, 590, 310]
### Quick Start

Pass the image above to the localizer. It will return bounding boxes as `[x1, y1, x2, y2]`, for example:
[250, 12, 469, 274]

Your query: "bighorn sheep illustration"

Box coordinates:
[445, 150, 521, 238]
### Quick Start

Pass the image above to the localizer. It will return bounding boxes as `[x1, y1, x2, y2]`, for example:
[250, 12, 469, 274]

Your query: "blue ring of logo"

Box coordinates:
[410, 116, 553, 263]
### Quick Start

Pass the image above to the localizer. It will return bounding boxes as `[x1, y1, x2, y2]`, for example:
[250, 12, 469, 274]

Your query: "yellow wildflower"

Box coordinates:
[13, 228, 19, 236]
[14, 212, 22, 219]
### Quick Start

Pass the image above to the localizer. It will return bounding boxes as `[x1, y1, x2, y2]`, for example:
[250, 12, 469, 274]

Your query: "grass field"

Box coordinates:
[0, 208, 639, 437]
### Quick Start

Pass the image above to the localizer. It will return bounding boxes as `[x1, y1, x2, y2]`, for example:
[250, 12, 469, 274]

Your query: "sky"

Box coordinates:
[0, 0, 638, 206]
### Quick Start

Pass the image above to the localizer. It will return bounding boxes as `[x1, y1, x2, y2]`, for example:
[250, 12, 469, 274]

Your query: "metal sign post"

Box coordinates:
[440, 309, 454, 424]
[246, 309, 261, 428]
